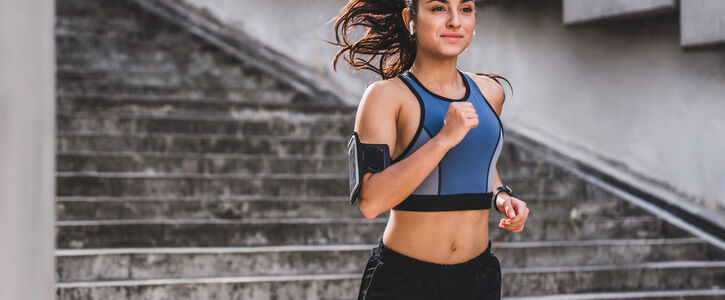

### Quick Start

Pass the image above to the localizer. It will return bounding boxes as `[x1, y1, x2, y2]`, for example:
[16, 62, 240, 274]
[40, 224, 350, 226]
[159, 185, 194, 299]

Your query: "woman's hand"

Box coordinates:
[436, 102, 478, 149]
[496, 194, 530, 233]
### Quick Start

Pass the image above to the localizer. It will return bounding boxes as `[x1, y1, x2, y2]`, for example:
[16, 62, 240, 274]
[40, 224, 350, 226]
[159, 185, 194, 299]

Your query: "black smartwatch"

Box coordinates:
[492, 185, 513, 214]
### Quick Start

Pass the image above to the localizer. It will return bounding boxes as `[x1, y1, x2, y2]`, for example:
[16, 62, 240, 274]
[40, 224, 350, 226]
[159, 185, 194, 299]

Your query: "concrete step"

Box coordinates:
[56, 67, 252, 87]
[57, 82, 293, 103]
[56, 218, 387, 248]
[55, 0, 146, 15]
[55, 238, 720, 282]
[54, 37, 243, 77]
[55, 172, 349, 197]
[56, 63, 212, 79]
[56, 244, 374, 282]
[56, 112, 353, 137]
[54, 216, 691, 249]
[495, 238, 725, 268]
[56, 132, 348, 156]
[55, 95, 357, 117]
[56, 52, 192, 71]
[501, 261, 725, 297]
[506, 289, 725, 300]
[54, 262, 725, 299]
[54, 172, 585, 198]
[55, 28, 201, 59]
[54, 26, 194, 51]
[57, 85, 266, 103]
[55, 274, 360, 300]
[54, 192, 643, 221]
[56, 152, 348, 174]
[56, 78, 252, 93]
[55, 15, 158, 35]
[56, 195, 371, 221]
[54, 46, 205, 71]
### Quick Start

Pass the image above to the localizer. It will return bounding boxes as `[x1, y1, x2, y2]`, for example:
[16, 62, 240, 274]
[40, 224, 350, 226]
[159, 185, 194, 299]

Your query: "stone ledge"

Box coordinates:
[681, 0, 725, 49]
[563, 0, 677, 26]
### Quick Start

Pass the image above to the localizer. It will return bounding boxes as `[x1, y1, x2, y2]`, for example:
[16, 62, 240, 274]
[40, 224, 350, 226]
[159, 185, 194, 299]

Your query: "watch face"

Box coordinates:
[347, 134, 360, 202]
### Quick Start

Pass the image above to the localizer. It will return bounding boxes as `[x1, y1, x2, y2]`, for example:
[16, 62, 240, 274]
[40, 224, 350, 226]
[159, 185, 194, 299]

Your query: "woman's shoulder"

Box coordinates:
[463, 71, 505, 114]
[354, 76, 410, 145]
[358, 75, 411, 112]
[366, 75, 410, 98]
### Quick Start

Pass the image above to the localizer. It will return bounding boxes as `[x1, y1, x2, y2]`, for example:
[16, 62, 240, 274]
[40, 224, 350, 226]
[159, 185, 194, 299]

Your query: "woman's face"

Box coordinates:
[411, 0, 476, 57]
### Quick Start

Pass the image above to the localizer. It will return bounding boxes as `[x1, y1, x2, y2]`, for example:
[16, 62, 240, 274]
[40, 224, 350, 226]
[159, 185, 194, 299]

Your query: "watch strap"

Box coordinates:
[492, 185, 513, 214]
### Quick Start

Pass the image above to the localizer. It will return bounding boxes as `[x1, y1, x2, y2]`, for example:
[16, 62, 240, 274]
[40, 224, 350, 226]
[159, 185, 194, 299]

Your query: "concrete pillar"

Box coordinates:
[564, 0, 676, 25]
[681, 0, 725, 48]
[0, 0, 56, 299]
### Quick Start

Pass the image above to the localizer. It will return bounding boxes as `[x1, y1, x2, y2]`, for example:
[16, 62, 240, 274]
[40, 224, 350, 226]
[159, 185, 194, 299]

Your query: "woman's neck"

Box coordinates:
[409, 56, 462, 94]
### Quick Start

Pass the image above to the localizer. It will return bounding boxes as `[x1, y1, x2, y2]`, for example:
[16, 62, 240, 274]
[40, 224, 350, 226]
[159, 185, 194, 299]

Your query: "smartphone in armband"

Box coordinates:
[347, 131, 392, 205]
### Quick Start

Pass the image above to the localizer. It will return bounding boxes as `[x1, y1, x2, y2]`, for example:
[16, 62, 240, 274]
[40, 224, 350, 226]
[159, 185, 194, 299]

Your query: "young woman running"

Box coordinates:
[326, 0, 530, 299]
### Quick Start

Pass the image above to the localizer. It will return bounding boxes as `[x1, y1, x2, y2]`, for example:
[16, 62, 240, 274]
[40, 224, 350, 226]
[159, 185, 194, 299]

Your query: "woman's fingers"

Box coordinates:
[495, 193, 530, 233]
[502, 214, 522, 225]
[499, 219, 523, 232]
[499, 208, 528, 232]
[499, 221, 523, 230]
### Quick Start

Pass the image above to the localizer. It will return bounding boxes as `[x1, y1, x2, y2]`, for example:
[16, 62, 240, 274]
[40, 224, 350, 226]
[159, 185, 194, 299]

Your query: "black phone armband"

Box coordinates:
[347, 131, 392, 205]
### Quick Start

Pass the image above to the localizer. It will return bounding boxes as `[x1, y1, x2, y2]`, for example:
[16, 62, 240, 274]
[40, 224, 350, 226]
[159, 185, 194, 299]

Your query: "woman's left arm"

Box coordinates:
[470, 72, 530, 232]
[493, 167, 530, 233]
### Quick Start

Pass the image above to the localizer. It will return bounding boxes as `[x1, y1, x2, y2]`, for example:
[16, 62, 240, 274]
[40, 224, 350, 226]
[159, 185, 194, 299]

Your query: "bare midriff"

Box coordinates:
[382, 209, 491, 264]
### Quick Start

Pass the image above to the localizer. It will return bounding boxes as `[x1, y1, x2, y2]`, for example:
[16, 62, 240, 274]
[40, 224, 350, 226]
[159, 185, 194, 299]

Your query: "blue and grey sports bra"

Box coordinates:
[390, 69, 504, 212]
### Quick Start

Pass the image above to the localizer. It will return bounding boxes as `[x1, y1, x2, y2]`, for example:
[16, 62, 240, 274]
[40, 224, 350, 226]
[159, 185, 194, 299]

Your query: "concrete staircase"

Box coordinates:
[54, 0, 725, 299]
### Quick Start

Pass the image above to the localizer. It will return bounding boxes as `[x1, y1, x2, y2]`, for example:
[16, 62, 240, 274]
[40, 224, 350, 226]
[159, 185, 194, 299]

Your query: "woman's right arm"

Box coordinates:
[354, 80, 477, 219]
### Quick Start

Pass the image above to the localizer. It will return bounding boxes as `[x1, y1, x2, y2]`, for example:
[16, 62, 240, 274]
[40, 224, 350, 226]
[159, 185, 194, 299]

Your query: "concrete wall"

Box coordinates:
[0, 0, 56, 299]
[681, 0, 725, 47]
[563, 0, 676, 25]
[181, 0, 725, 217]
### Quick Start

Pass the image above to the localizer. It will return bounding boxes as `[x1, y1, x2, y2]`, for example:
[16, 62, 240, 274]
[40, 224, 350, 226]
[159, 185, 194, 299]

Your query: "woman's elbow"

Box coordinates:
[358, 191, 382, 220]
[358, 197, 376, 220]
[357, 173, 382, 219]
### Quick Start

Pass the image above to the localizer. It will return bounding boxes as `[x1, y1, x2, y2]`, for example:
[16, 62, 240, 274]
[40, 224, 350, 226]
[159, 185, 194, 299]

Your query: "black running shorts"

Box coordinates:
[357, 237, 502, 300]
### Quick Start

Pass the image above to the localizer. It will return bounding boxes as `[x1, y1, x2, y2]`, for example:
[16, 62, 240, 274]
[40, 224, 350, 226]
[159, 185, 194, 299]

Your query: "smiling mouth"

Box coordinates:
[441, 35, 462, 41]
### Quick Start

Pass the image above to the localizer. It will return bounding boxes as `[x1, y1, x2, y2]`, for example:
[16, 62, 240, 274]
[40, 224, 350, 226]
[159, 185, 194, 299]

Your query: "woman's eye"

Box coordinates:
[432, 6, 472, 12]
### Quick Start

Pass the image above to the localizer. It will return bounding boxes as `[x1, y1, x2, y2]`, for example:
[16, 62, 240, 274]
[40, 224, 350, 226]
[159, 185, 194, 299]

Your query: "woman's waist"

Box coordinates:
[382, 211, 490, 264]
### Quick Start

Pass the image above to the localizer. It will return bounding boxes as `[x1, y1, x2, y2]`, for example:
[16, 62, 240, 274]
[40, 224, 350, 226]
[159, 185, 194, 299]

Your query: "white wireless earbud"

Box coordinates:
[409, 20, 414, 35]
[473, 29, 476, 36]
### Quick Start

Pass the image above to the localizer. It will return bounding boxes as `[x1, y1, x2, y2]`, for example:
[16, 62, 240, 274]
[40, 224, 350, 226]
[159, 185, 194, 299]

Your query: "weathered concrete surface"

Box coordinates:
[681, 0, 725, 48]
[54, 0, 725, 298]
[563, 0, 676, 25]
[0, 0, 56, 299]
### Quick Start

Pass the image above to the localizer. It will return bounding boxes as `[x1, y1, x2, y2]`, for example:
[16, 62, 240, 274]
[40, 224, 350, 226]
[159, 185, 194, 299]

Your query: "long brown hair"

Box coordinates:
[323, 0, 513, 102]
